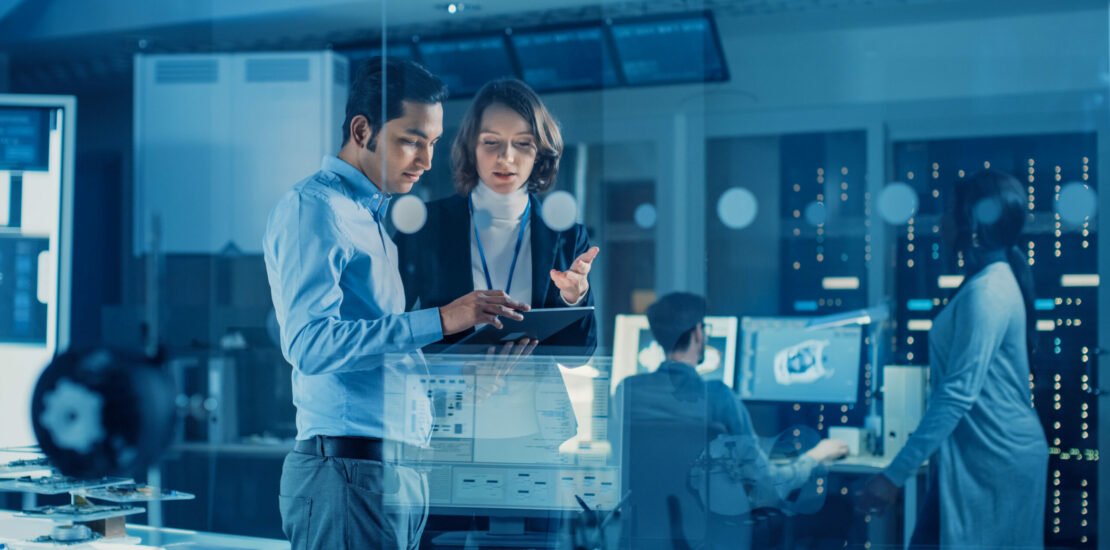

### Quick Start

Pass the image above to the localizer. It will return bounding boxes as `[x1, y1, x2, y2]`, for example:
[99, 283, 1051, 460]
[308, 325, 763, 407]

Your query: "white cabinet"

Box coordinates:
[134, 51, 348, 254]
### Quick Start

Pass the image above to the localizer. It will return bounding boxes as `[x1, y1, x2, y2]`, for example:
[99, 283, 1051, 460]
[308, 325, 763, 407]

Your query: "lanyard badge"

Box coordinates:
[469, 195, 530, 296]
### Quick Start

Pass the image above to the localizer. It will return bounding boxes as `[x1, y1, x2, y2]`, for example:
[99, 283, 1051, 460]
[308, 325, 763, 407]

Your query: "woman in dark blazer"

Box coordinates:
[396, 78, 598, 354]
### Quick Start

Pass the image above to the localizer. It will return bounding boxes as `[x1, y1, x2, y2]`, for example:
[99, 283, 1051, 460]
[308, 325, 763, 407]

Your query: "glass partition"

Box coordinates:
[0, 1, 1106, 549]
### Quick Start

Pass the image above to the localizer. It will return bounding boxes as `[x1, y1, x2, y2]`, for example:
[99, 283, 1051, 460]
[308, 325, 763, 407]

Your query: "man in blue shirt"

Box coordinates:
[264, 57, 531, 549]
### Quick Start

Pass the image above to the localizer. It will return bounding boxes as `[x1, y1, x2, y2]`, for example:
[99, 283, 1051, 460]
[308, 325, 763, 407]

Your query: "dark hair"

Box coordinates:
[671, 326, 699, 355]
[342, 57, 448, 150]
[951, 169, 1037, 358]
[646, 292, 707, 354]
[452, 78, 562, 195]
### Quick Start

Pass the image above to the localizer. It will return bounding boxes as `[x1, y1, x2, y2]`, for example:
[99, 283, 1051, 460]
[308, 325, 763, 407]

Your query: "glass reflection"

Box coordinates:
[0, 1, 1103, 548]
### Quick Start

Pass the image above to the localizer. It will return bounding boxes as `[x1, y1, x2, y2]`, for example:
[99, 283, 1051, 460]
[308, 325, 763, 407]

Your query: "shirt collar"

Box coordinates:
[320, 155, 391, 220]
[657, 360, 698, 376]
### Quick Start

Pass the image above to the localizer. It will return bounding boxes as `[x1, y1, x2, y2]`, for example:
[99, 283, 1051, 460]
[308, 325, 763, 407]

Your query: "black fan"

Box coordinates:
[31, 348, 175, 478]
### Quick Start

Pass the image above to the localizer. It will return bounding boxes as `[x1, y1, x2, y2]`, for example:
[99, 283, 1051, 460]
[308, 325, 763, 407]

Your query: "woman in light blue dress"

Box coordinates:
[859, 170, 1048, 548]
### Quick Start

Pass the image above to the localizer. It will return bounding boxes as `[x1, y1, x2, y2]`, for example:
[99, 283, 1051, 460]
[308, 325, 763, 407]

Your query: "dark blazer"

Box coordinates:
[395, 193, 597, 355]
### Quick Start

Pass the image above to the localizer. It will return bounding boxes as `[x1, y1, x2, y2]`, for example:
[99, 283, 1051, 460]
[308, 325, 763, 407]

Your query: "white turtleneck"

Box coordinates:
[470, 181, 533, 305]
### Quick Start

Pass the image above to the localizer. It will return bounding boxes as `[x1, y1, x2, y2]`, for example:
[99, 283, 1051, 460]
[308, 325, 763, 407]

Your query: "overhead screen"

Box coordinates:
[417, 35, 516, 98]
[510, 25, 619, 92]
[609, 14, 728, 85]
[334, 11, 727, 97]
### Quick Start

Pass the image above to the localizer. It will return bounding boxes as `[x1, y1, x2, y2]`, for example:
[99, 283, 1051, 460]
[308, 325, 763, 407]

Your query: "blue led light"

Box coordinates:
[907, 299, 933, 311]
[1034, 299, 1055, 311]
[794, 300, 819, 312]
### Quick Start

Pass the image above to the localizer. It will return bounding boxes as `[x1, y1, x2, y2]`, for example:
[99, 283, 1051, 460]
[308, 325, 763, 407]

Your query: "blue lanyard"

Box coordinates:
[470, 194, 530, 296]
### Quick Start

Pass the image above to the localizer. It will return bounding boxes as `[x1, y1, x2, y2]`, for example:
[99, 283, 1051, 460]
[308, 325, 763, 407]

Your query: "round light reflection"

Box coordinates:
[804, 201, 827, 227]
[542, 191, 578, 232]
[972, 197, 1002, 226]
[1056, 182, 1097, 225]
[472, 208, 493, 230]
[391, 195, 427, 234]
[717, 187, 758, 230]
[878, 183, 918, 225]
[634, 203, 657, 229]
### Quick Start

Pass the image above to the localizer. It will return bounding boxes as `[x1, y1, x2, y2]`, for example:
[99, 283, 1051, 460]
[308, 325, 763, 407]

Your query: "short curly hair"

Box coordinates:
[452, 78, 562, 195]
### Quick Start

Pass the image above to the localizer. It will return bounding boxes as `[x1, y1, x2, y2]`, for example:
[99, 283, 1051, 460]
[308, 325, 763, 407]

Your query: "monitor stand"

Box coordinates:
[431, 516, 558, 549]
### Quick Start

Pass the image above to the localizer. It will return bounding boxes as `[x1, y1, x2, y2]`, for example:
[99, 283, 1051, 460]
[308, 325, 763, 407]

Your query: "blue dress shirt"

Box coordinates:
[263, 156, 443, 442]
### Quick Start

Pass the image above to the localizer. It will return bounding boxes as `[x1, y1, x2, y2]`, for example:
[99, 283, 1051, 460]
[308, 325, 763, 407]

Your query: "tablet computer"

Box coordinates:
[440, 306, 595, 353]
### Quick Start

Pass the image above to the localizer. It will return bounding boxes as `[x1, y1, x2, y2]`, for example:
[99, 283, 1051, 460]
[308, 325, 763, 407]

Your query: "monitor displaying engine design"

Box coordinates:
[611, 314, 738, 392]
[737, 316, 862, 403]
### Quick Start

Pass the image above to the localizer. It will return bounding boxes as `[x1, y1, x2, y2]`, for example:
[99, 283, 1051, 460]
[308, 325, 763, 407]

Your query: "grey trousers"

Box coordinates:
[278, 450, 428, 550]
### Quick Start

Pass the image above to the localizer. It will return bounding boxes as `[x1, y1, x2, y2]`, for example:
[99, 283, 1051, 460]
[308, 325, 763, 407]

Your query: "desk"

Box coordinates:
[826, 454, 924, 549]
[828, 454, 896, 474]
[0, 510, 289, 549]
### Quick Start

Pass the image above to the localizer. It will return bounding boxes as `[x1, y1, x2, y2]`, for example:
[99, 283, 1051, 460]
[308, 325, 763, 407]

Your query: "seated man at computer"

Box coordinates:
[611, 292, 848, 549]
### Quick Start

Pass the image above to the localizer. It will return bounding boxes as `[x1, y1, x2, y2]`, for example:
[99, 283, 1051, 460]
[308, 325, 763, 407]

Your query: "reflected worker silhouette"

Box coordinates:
[857, 170, 1049, 549]
[611, 292, 848, 549]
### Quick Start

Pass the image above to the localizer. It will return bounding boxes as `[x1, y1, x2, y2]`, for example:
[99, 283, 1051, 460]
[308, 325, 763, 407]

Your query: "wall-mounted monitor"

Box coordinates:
[609, 12, 728, 86]
[0, 95, 75, 448]
[0, 108, 51, 172]
[510, 25, 619, 92]
[417, 34, 517, 98]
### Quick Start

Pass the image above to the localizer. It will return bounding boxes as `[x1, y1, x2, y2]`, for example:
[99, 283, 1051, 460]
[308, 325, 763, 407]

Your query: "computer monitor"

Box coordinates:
[384, 354, 619, 516]
[737, 317, 862, 403]
[611, 314, 738, 392]
[0, 96, 75, 449]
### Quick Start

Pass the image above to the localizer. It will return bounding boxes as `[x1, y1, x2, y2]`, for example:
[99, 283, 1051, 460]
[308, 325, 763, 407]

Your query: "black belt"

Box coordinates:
[294, 435, 383, 461]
